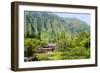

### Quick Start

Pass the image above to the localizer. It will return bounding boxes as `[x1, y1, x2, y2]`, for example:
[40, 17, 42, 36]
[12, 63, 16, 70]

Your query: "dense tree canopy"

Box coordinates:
[24, 12, 90, 61]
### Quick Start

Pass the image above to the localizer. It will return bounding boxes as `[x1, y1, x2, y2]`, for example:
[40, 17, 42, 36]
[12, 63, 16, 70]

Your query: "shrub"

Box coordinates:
[64, 46, 90, 59]
[36, 53, 49, 61]
[53, 52, 65, 60]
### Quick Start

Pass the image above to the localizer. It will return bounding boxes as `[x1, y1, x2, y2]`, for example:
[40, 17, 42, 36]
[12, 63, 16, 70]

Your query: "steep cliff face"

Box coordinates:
[24, 11, 90, 41]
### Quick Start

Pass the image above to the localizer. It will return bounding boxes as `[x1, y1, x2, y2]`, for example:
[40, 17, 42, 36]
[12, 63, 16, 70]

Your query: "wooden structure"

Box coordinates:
[37, 43, 56, 53]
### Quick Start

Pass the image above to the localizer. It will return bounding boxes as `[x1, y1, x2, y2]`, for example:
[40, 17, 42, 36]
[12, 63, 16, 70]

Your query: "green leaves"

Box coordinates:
[24, 38, 41, 57]
[24, 12, 90, 61]
[24, 11, 90, 41]
[36, 53, 49, 61]
[53, 52, 65, 60]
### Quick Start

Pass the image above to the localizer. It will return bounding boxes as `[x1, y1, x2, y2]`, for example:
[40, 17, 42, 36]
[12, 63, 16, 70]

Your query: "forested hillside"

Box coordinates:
[24, 12, 89, 41]
[24, 11, 90, 61]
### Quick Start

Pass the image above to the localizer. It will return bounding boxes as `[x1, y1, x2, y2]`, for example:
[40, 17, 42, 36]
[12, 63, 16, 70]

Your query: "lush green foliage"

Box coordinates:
[24, 12, 90, 42]
[24, 12, 90, 61]
[36, 53, 49, 61]
[24, 38, 41, 57]
[24, 38, 47, 57]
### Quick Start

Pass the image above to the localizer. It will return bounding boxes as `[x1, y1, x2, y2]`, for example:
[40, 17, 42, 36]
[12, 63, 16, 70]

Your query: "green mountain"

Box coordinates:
[24, 11, 90, 42]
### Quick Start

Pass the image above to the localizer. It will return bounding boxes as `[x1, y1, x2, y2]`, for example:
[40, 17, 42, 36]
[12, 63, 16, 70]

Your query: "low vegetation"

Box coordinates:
[24, 12, 90, 61]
